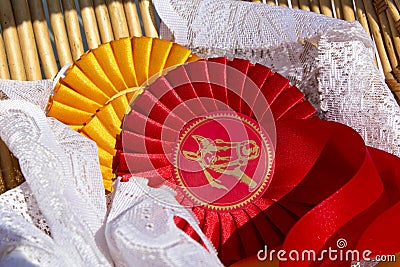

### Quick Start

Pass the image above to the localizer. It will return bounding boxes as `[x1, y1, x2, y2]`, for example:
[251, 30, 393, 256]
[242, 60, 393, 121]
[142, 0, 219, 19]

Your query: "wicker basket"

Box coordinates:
[0, 0, 399, 190]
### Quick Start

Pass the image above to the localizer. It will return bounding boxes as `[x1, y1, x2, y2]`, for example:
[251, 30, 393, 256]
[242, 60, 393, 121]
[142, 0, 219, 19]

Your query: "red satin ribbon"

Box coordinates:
[230, 120, 400, 267]
[115, 58, 400, 266]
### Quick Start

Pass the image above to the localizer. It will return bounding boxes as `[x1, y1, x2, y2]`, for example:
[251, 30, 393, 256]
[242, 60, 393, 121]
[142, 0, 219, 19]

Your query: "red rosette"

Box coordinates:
[115, 58, 400, 266]
[115, 57, 316, 263]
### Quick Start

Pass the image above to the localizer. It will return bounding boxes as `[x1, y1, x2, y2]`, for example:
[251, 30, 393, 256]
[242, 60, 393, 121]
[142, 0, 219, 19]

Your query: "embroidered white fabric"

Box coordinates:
[0, 98, 222, 267]
[153, 0, 400, 157]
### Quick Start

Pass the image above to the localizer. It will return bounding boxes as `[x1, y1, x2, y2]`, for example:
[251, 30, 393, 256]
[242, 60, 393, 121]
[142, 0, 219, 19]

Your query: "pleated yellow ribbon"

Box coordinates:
[47, 36, 200, 191]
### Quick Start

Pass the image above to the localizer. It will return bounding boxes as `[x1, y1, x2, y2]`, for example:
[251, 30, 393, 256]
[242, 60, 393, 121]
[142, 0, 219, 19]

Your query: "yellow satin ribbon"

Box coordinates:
[47, 36, 200, 192]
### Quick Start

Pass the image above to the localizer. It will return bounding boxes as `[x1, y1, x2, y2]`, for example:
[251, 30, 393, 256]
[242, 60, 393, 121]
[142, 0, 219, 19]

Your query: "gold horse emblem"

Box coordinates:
[182, 135, 260, 190]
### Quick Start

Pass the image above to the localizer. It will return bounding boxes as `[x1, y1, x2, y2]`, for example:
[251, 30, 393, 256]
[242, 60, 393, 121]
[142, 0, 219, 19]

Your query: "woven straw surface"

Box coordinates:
[0, 0, 398, 91]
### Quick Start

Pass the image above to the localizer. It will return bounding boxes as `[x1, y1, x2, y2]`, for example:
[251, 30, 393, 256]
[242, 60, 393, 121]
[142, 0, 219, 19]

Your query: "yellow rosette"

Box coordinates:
[47, 36, 199, 191]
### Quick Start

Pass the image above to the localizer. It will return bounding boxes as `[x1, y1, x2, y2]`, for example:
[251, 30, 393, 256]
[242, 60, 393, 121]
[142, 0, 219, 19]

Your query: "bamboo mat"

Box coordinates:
[0, 0, 158, 80]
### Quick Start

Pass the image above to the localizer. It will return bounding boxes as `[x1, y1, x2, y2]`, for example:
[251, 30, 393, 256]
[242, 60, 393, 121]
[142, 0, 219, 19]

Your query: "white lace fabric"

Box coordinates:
[106, 178, 221, 267]
[153, 0, 400, 157]
[0, 3, 398, 265]
[0, 95, 222, 266]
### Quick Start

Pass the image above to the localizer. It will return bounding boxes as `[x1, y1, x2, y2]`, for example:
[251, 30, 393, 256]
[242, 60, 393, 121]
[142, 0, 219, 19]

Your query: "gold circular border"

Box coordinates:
[173, 112, 274, 211]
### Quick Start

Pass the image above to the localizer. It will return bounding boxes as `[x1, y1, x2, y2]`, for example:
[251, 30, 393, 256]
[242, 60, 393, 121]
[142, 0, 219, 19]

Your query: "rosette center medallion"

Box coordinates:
[173, 111, 274, 211]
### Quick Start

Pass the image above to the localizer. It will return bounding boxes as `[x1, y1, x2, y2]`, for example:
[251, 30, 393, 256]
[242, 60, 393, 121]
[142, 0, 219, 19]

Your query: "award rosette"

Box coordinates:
[116, 57, 319, 264]
[46, 37, 199, 191]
